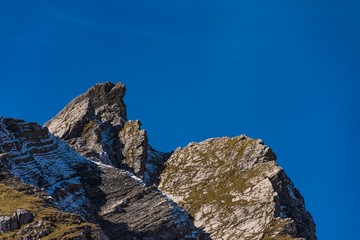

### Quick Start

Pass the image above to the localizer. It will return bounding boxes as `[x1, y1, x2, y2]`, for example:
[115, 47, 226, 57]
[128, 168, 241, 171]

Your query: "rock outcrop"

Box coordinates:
[91, 165, 200, 240]
[159, 135, 316, 240]
[118, 120, 148, 176]
[0, 117, 95, 218]
[0, 82, 316, 239]
[0, 117, 201, 239]
[0, 182, 107, 239]
[44, 82, 169, 184]
[0, 209, 34, 234]
[44, 82, 127, 168]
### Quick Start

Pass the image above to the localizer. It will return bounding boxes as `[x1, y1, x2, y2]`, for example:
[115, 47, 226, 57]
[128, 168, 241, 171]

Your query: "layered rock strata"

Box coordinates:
[0, 117, 202, 239]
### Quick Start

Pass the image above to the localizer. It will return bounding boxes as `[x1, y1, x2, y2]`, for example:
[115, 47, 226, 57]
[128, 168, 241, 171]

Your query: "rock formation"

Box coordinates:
[0, 117, 201, 239]
[0, 82, 316, 239]
[0, 180, 107, 239]
[44, 82, 168, 185]
[0, 209, 34, 234]
[44, 82, 127, 168]
[159, 136, 316, 239]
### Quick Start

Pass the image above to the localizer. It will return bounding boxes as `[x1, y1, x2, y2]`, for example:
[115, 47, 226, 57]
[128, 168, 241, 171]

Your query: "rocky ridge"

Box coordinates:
[45, 82, 167, 185]
[159, 136, 316, 239]
[0, 82, 316, 239]
[0, 117, 201, 239]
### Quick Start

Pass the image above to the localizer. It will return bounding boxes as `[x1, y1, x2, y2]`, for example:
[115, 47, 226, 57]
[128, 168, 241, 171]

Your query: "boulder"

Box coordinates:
[0, 209, 34, 234]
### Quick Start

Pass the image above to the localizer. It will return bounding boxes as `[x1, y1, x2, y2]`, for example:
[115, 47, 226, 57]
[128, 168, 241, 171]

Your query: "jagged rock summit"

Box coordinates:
[45, 82, 167, 185]
[0, 82, 316, 239]
[45, 82, 128, 167]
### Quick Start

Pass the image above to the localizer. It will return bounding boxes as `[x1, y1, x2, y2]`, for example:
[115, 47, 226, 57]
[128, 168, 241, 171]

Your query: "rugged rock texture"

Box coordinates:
[118, 120, 170, 185]
[159, 136, 316, 240]
[0, 182, 107, 239]
[0, 117, 95, 218]
[0, 82, 316, 239]
[90, 165, 201, 240]
[0, 209, 34, 234]
[0, 117, 201, 239]
[118, 120, 148, 176]
[145, 146, 171, 186]
[44, 82, 127, 168]
[44, 82, 168, 184]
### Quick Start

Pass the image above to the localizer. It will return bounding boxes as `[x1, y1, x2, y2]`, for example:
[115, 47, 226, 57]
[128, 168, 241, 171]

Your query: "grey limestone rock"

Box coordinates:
[44, 82, 169, 182]
[16, 209, 34, 226]
[159, 135, 316, 240]
[0, 82, 316, 239]
[0, 209, 34, 234]
[44, 82, 127, 167]
[118, 120, 148, 176]
[0, 117, 202, 239]
[0, 214, 19, 234]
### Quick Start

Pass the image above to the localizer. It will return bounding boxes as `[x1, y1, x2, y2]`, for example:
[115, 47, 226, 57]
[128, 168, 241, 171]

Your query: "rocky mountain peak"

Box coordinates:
[44, 82, 168, 184]
[44, 82, 129, 168]
[85, 82, 126, 126]
[45, 82, 126, 140]
[1, 82, 316, 239]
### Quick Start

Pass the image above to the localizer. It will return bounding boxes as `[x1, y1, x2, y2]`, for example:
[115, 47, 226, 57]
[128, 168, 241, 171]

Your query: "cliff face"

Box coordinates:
[44, 82, 168, 186]
[159, 136, 316, 239]
[44, 82, 128, 168]
[0, 82, 316, 239]
[0, 117, 201, 239]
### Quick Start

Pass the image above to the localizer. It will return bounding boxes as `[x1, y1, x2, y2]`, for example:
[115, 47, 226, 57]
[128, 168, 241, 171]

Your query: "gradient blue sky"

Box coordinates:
[1, 1, 359, 239]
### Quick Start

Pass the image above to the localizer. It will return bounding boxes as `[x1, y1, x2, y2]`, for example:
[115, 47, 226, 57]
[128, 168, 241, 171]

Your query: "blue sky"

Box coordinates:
[1, 1, 359, 239]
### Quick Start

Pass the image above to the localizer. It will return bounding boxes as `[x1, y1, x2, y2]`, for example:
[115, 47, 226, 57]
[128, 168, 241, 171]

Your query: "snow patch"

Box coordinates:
[57, 188, 88, 217]
[93, 159, 114, 168]
[287, 185, 297, 200]
[126, 171, 145, 187]
[0, 120, 93, 216]
[279, 205, 287, 218]
[162, 194, 191, 227]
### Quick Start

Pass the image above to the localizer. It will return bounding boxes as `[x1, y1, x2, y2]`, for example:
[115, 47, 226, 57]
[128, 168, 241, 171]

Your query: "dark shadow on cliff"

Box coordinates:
[79, 163, 139, 239]
[81, 162, 212, 240]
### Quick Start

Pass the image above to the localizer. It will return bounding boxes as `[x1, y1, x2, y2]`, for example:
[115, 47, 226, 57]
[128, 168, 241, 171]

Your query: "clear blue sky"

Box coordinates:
[1, 1, 359, 239]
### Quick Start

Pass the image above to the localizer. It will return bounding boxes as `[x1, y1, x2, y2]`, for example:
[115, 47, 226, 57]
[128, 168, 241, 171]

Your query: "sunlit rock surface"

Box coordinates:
[0, 82, 316, 239]
[159, 136, 316, 240]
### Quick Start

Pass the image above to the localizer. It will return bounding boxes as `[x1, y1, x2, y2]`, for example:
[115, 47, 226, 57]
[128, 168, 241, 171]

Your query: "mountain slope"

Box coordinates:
[0, 117, 202, 239]
[0, 82, 316, 239]
[0, 180, 107, 240]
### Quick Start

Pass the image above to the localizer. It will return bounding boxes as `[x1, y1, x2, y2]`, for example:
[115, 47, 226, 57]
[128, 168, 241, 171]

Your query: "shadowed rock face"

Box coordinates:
[91, 166, 200, 240]
[0, 117, 202, 239]
[0, 209, 34, 234]
[0, 82, 316, 239]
